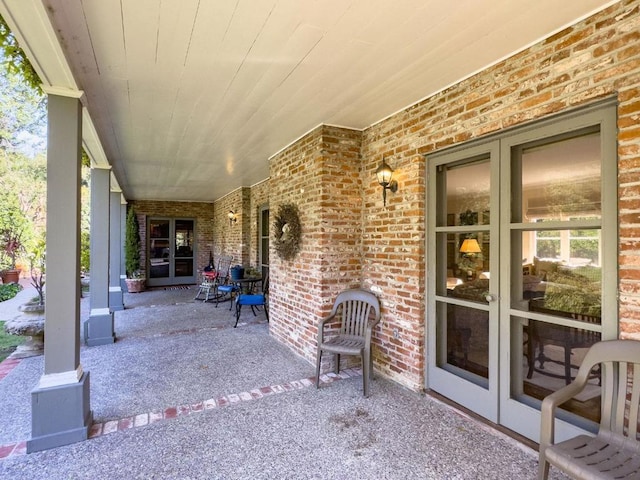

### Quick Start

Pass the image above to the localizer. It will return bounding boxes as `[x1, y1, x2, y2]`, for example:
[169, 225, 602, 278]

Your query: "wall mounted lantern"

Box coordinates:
[375, 158, 398, 206]
[228, 210, 237, 227]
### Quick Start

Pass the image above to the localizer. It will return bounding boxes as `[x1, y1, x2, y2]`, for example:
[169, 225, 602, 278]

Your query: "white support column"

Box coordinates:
[29, 92, 91, 453]
[85, 167, 115, 346]
[120, 199, 127, 291]
[109, 191, 124, 311]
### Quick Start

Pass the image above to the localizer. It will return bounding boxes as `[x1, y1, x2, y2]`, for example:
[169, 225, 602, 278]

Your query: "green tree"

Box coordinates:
[0, 189, 31, 270]
[125, 207, 141, 277]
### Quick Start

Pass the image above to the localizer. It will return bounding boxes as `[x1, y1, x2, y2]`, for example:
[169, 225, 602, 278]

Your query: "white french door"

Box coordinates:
[426, 100, 617, 442]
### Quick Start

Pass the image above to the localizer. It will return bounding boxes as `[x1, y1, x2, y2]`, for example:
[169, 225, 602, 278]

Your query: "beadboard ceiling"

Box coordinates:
[0, 0, 618, 202]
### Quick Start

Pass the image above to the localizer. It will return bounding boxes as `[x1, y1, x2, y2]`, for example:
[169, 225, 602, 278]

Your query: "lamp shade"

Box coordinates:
[459, 238, 481, 254]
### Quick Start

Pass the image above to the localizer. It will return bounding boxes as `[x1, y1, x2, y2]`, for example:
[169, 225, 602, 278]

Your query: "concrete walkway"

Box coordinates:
[0, 286, 569, 479]
[0, 278, 38, 322]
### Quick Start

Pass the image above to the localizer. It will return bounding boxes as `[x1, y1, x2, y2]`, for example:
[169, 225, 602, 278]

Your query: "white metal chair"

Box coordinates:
[315, 289, 381, 397]
[194, 272, 218, 302]
[538, 339, 640, 480]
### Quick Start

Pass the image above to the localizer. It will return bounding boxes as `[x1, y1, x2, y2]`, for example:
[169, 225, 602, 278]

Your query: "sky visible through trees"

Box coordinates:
[0, 47, 91, 274]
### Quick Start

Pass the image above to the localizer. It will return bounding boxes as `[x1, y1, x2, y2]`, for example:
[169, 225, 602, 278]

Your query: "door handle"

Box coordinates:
[485, 293, 498, 302]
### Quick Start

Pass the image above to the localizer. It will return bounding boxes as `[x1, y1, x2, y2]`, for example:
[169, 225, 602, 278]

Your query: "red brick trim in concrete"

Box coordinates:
[0, 368, 361, 460]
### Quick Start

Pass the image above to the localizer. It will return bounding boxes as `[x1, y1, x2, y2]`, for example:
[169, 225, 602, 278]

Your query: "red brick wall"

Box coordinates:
[211, 188, 249, 267]
[129, 200, 214, 277]
[357, 0, 640, 389]
[201, 2, 640, 393]
[268, 125, 363, 362]
[260, 1, 640, 392]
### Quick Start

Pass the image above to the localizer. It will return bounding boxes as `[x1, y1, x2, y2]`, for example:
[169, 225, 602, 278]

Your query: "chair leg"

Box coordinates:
[234, 303, 241, 328]
[228, 290, 234, 311]
[363, 349, 370, 397]
[537, 456, 549, 480]
[334, 354, 340, 374]
[315, 349, 322, 389]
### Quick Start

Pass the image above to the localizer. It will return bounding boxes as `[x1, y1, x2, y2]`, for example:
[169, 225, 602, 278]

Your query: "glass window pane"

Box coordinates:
[520, 133, 601, 222]
[150, 220, 169, 238]
[442, 303, 489, 381]
[513, 317, 601, 424]
[445, 160, 490, 225]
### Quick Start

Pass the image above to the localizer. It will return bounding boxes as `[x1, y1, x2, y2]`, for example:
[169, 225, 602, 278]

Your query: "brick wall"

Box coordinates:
[257, 1, 640, 392]
[211, 188, 250, 267]
[129, 200, 214, 276]
[357, 0, 640, 390]
[268, 125, 363, 363]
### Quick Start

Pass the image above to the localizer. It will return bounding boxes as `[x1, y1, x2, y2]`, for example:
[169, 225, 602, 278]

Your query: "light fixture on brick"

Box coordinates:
[227, 210, 237, 226]
[375, 158, 398, 206]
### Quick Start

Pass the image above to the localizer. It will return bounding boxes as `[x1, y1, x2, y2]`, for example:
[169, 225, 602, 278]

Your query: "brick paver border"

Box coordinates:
[0, 366, 361, 460]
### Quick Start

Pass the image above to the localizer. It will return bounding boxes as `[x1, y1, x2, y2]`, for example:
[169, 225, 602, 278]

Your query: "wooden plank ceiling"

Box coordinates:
[8, 0, 619, 201]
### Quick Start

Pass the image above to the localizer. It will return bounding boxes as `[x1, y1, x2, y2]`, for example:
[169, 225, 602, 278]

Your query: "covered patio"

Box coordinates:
[1, 0, 639, 465]
[0, 288, 563, 479]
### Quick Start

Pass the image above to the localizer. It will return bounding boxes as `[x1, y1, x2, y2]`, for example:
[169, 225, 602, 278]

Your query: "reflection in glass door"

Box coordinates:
[500, 108, 617, 442]
[428, 101, 616, 442]
[427, 141, 500, 422]
[148, 218, 196, 286]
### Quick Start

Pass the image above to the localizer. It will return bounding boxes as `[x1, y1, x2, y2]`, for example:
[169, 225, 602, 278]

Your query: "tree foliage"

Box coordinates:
[0, 189, 31, 270]
[0, 14, 41, 91]
[125, 207, 141, 277]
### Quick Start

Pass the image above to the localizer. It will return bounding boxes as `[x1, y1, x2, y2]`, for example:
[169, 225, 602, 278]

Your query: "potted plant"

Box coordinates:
[124, 206, 146, 293]
[0, 232, 23, 284]
[0, 191, 30, 284]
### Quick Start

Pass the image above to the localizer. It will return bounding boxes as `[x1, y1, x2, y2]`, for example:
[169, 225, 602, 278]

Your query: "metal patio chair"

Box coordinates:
[212, 255, 234, 306]
[538, 339, 640, 480]
[315, 288, 381, 397]
[234, 274, 269, 328]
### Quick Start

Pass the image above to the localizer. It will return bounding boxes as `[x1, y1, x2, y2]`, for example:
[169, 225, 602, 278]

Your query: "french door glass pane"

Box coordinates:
[519, 133, 601, 222]
[445, 160, 490, 223]
[149, 220, 170, 278]
[515, 317, 601, 424]
[513, 130, 603, 426]
[436, 301, 490, 387]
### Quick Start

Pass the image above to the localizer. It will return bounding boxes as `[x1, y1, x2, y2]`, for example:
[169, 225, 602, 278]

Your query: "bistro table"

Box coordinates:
[231, 276, 262, 294]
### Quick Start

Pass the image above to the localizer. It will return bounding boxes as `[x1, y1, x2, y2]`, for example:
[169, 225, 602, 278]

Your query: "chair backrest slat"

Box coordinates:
[614, 362, 627, 434]
[628, 364, 640, 439]
[333, 291, 380, 337]
[601, 361, 614, 429]
[216, 255, 233, 280]
[577, 341, 640, 439]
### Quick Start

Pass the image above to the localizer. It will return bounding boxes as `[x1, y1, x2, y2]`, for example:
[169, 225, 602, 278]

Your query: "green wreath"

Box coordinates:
[274, 203, 301, 261]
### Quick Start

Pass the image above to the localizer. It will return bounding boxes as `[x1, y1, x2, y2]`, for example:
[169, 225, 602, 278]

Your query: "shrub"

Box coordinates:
[0, 282, 21, 302]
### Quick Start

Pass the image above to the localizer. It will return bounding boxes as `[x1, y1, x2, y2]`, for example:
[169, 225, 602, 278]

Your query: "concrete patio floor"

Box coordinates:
[0, 285, 569, 479]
